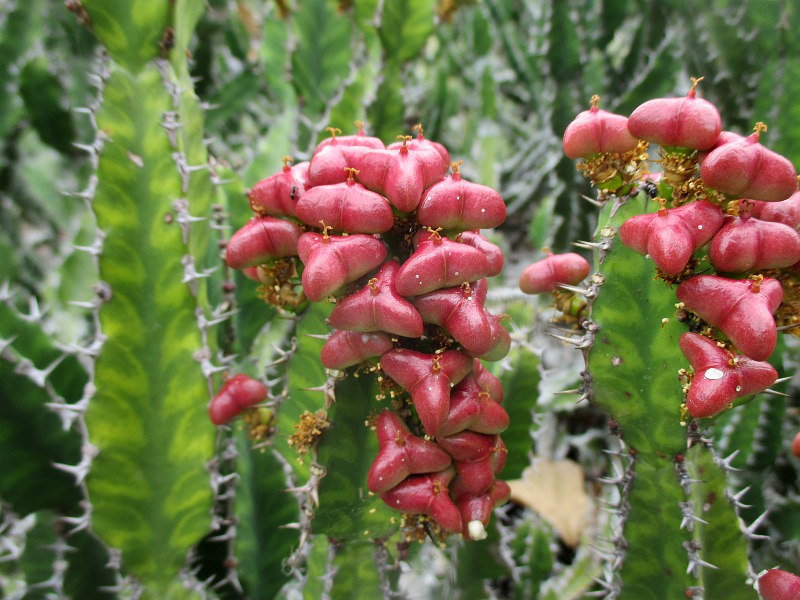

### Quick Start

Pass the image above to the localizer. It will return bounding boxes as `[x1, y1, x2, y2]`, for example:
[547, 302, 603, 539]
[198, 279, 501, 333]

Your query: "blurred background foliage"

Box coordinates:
[2, 0, 800, 597]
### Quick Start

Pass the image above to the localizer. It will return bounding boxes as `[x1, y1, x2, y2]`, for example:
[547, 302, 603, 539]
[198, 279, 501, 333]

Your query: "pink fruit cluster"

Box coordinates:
[226, 123, 512, 538]
[208, 374, 269, 425]
[562, 81, 800, 419]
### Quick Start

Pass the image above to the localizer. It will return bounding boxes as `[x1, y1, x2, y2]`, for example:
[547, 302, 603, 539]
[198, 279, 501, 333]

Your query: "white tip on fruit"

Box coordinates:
[468, 520, 487, 541]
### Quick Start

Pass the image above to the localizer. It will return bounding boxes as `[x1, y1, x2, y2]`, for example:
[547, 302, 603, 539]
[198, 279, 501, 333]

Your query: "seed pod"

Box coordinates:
[746, 191, 800, 230]
[518, 252, 591, 295]
[710, 215, 800, 272]
[379, 468, 463, 534]
[380, 349, 473, 437]
[248, 159, 309, 217]
[627, 79, 722, 150]
[314, 123, 385, 152]
[439, 373, 509, 437]
[563, 96, 639, 158]
[307, 143, 373, 187]
[679, 333, 777, 418]
[209, 374, 268, 425]
[412, 280, 493, 355]
[446, 436, 507, 497]
[757, 569, 800, 600]
[225, 216, 303, 269]
[295, 175, 394, 234]
[389, 124, 450, 167]
[395, 235, 490, 297]
[328, 260, 423, 338]
[367, 410, 452, 494]
[619, 200, 725, 276]
[456, 231, 504, 276]
[473, 359, 504, 404]
[320, 329, 393, 370]
[416, 162, 507, 231]
[700, 123, 798, 201]
[676, 275, 783, 361]
[387, 130, 450, 189]
[454, 480, 511, 540]
[297, 231, 387, 302]
[472, 313, 511, 362]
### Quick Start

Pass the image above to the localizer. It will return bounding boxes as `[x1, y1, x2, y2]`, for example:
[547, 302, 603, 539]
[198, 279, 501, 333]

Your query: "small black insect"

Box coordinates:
[643, 180, 659, 199]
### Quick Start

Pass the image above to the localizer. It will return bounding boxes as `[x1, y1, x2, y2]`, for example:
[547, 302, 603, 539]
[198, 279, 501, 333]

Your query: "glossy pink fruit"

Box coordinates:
[562, 96, 639, 158]
[454, 480, 511, 539]
[367, 410, 452, 494]
[209, 374, 268, 425]
[380, 349, 472, 436]
[473, 314, 511, 362]
[710, 216, 800, 272]
[248, 160, 309, 217]
[416, 165, 507, 231]
[746, 191, 800, 229]
[320, 330, 393, 370]
[297, 232, 386, 302]
[314, 124, 385, 151]
[412, 280, 493, 355]
[386, 133, 450, 189]
[438, 373, 509, 436]
[627, 80, 721, 150]
[447, 436, 507, 497]
[328, 260, 423, 338]
[679, 333, 777, 418]
[793, 432, 800, 458]
[395, 235, 490, 297]
[456, 231, 504, 276]
[473, 360, 504, 403]
[225, 216, 303, 269]
[295, 176, 394, 233]
[389, 124, 450, 166]
[307, 143, 373, 187]
[619, 200, 725, 276]
[676, 275, 782, 361]
[700, 124, 798, 201]
[379, 468, 463, 534]
[519, 252, 591, 294]
[758, 569, 800, 600]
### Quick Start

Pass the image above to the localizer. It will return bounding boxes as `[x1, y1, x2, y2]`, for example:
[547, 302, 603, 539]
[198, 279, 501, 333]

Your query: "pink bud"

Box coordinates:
[439, 374, 509, 437]
[700, 126, 798, 201]
[519, 253, 591, 294]
[416, 171, 507, 231]
[454, 480, 511, 539]
[225, 216, 303, 269]
[758, 569, 800, 600]
[679, 333, 777, 418]
[746, 191, 800, 230]
[387, 136, 450, 188]
[388, 128, 450, 168]
[395, 236, 490, 297]
[295, 179, 394, 234]
[307, 144, 372, 187]
[472, 313, 511, 362]
[209, 374, 268, 425]
[320, 329, 393, 370]
[248, 161, 309, 217]
[314, 128, 385, 152]
[297, 232, 387, 302]
[380, 349, 473, 437]
[456, 231, 504, 276]
[627, 84, 722, 150]
[328, 260, 424, 338]
[473, 360, 504, 404]
[379, 468, 463, 534]
[563, 101, 639, 158]
[447, 437, 507, 497]
[676, 275, 782, 361]
[619, 200, 725, 276]
[710, 216, 800, 272]
[367, 410, 452, 494]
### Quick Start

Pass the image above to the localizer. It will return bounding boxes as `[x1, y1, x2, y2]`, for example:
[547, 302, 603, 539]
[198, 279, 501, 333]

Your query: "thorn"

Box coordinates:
[304, 333, 331, 340]
[762, 388, 790, 398]
[773, 375, 793, 384]
[545, 331, 592, 349]
[572, 240, 604, 251]
[554, 388, 581, 395]
[581, 194, 604, 207]
[745, 510, 770, 539]
[730, 486, 752, 509]
[554, 282, 590, 295]
[776, 323, 800, 331]
[715, 449, 741, 472]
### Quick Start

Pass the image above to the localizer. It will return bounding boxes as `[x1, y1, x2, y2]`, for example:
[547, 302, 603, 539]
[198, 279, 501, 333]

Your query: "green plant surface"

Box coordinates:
[496, 347, 540, 480]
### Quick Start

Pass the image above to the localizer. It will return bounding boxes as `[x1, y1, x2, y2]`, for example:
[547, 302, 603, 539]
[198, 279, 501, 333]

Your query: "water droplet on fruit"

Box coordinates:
[697, 225, 703, 230]
[705, 368, 724, 380]
[481, 208, 486, 213]
[735, 385, 741, 392]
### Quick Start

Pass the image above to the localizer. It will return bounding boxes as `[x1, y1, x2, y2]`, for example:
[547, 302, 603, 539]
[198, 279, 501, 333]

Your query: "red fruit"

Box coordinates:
[519, 252, 591, 295]
[395, 234, 490, 297]
[389, 123, 450, 166]
[710, 216, 800, 272]
[416, 162, 507, 231]
[320, 329, 393, 370]
[379, 468, 463, 534]
[696, 130, 743, 162]
[562, 95, 639, 159]
[412, 280, 494, 355]
[307, 143, 373, 187]
[473, 360, 504, 404]
[295, 174, 394, 234]
[627, 79, 722, 150]
[367, 410, 452, 494]
[386, 132, 451, 189]
[758, 569, 800, 600]
[676, 275, 782, 361]
[314, 124, 385, 152]
[454, 480, 511, 540]
[225, 216, 303, 269]
[439, 373, 509, 437]
[456, 231, 504, 276]
[472, 313, 511, 362]
[619, 200, 725, 276]
[328, 260, 423, 338]
[437, 430, 496, 463]
[380, 349, 473, 436]
[747, 191, 800, 230]
[248, 159, 309, 218]
[793, 432, 800, 458]
[700, 123, 798, 202]
[679, 333, 778, 418]
[447, 436, 507, 497]
[296, 231, 387, 302]
[209, 374, 268, 425]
